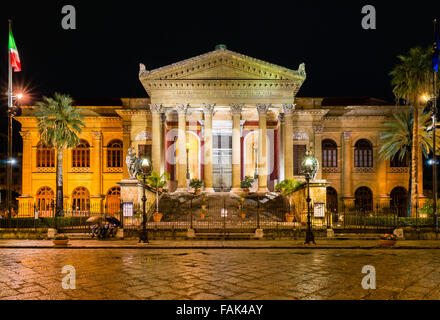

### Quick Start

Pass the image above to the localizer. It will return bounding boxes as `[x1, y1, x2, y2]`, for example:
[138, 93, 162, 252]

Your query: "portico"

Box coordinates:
[138, 45, 306, 192]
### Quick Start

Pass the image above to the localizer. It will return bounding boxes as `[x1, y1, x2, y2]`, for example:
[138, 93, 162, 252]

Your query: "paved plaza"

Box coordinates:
[1, 247, 440, 300]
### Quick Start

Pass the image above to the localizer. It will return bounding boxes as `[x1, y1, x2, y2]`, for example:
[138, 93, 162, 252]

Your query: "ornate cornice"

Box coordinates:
[176, 103, 189, 114]
[149, 103, 164, 114]
[282, 103, 295, 114]
[202, 103, 216, 115]
[230, 104, 244, 115]
[256, 103, 271, 114]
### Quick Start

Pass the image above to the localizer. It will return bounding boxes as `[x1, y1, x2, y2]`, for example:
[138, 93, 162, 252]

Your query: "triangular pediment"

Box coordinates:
[139, 48, 306, 82]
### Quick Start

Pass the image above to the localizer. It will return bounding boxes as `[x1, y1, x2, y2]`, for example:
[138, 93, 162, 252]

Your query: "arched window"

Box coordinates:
[390, 186, 408, 217]
[390, 151, 408, 167]
[106, 186, 121, 216]
[107, 140, 123, 168]
[71, 187, 90, 215]
[355, 187, 373, 211]
[36, 186, 54, 217]
[36, 142, 55, 168]
[354, 139, 373, 168]
[72, 140, 90, 168]
[322, 139, 337, 167]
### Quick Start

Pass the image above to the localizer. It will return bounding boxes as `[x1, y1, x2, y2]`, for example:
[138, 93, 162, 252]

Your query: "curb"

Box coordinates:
[1, 245, 440, 249]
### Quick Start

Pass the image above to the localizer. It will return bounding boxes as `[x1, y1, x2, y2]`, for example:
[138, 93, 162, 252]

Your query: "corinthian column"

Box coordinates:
[150, 104, 163, 174]
[282, 103, 295, 180]
[91, 131, 103, 212]
[257, 104, 270, 193]
[278, 113, 285, 182]
[342, 132, 354, 207]
[313, 125, 323, 180]
[176, 104, 188, 191]
[231, 104, 243, 192]
[203, 103, 215, 192]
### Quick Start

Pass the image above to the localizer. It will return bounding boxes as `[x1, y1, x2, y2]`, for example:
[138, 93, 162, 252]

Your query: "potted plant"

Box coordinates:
[189, 179, 203, 195]
[240, 176, 254, 195]
[379, 233, 397, 247]
[201, 208, 207, 219]
[53, 234, 69, 246]
[237, 197, 246, 219]
[275, 179, 304, 222]
[201, 197, 208, 210]
[146, 170, 170, 223]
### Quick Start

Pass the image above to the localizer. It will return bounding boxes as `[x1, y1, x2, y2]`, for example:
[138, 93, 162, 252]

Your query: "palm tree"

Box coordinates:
[35, 93, 85, 218]
[379, 111, 439, 216]
[389, 46, 433, 216]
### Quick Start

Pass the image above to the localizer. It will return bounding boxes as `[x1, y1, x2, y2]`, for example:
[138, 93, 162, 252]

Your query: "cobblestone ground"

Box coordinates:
[1, 249, 440, 300]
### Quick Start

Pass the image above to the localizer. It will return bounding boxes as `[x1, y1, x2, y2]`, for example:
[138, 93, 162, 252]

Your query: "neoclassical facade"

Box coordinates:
[16, 46, 417, 216]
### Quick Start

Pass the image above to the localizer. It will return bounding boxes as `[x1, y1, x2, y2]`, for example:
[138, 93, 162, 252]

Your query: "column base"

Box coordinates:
[204, 187, 215, 193]
[257, 188, 269, 194]
[230, 188, 242, 194]
[174, 188, 189, 193]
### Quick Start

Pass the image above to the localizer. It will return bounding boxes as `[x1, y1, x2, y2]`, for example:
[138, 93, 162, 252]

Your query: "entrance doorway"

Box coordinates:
[212, 121, 232, 191]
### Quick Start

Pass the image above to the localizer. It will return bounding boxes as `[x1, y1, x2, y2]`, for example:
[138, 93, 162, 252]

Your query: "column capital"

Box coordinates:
[278, 113, 285, 123]
[176, 103, 189, 114]
[256, 103, 271, 114]
[343, 131, 352, 140]
[122, 124, 130, 134]
[160, 112, 167, 122]
[282, 103, 296, 114]
[230, 104, 244, 115]
[19, 130, 31, 140]
[91, 131, 102, 140]
[202, 103, 215, 115]
[313, 125, 323, 134]
[149, 103, 164, 114]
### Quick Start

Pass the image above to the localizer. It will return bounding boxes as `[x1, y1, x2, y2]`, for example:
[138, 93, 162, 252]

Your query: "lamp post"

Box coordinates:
[301, 151, 318, 245]
[186, 141, 190, 180]
[137, 157, 151, 243]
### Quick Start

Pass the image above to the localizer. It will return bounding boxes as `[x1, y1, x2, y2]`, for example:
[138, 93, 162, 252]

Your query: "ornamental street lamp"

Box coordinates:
[137, 157, 151, 243]
[186, 141, 190, 180]
[301, 150, 318, 245]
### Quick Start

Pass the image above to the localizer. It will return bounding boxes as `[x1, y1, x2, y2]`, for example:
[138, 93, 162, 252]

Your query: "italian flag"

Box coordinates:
[9, 27, 21, 72]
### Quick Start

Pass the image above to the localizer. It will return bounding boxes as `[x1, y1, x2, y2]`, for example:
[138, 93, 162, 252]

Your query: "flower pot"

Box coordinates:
[153, 212, 163, 222]
[379, 239, 396, 247]
[201, 205, 207, 210]
[285, 213, 294, 222]
[194, 189, 200, 195]
[241, 213, 246, 219]
[201, 213, 206, 219]
[53, 239, 69, 246]
[243, 189, 249, 195]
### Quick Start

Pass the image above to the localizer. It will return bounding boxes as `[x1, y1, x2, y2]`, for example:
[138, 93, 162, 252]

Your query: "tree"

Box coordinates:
[35, 93, 85, 218]
[379, 111, 439, 216]
[389, 46, 434, 216]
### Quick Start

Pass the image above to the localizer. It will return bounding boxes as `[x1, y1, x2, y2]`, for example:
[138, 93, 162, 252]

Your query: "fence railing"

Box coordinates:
[1, 196, 437, 231]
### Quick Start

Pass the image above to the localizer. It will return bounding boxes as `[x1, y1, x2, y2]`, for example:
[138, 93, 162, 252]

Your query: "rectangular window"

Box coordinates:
[293, 144, 306, 175]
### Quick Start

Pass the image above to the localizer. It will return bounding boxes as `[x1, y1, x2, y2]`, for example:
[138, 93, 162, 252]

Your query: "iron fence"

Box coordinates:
[1, 194, 437, 232]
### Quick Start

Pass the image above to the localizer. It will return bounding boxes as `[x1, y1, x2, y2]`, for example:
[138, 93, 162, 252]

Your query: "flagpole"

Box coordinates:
[433, 18, 438, 231]
[7, 20, 12, 218]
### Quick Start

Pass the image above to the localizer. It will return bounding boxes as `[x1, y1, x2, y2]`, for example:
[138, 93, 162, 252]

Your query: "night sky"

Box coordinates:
[1, 0, 440, 152]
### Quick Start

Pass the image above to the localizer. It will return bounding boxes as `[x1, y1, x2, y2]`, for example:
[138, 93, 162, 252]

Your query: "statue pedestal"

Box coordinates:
[118, 179, 141, 205]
